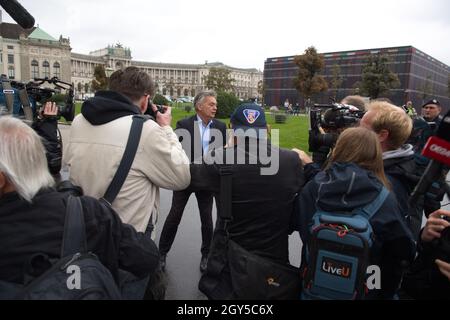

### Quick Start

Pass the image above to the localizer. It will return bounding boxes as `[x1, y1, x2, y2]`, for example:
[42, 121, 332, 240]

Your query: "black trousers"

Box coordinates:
[159, 189, 214, 257]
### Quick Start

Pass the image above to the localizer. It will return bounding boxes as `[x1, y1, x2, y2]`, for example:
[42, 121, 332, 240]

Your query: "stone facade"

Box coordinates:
[0, 23, 71, 85]
[1, 23, 262, 100]
[71, 44, 263, 100]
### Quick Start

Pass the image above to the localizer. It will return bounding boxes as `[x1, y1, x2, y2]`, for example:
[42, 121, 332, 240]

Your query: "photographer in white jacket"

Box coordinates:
[64, 67, 190, 240]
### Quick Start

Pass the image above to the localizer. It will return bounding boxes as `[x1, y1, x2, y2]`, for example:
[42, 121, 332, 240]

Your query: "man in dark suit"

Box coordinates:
[159, 90, 227, 273]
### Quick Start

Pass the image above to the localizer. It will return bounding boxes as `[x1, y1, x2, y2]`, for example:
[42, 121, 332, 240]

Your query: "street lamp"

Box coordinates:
[105, 67, 114, 78]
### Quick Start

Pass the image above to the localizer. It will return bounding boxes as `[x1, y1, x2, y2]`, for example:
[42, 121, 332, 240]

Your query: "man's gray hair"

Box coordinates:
[0, 117, 54, 202]
[194, 90, 217, 110]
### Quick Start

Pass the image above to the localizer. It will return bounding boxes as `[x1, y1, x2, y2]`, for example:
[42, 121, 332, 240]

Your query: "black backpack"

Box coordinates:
[0, 196, 122, 300]
[0, 115, 151, 300]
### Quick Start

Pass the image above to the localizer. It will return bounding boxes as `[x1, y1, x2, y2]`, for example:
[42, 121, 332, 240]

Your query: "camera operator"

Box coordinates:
[31, 101, 62, 178]
[359, 101, 424, 240]
[301, 97, 365, 181]
[341, 95, 367, 112]
[402, 209, 450, 299]
[310, 96, 366, 166]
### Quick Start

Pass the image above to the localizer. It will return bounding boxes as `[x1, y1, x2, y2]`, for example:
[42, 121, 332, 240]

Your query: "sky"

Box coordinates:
[4, 0, 450, 71]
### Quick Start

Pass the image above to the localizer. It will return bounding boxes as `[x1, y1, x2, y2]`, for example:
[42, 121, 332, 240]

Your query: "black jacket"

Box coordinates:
[296, 162, 415, 299]
[401, 229, 450, 299]
[32, 118, 62, 175]
[0, 189, 159, 284]
[176, 115, 227, 163]
[383, 146, 423, 241]
[190, 139, 304, 264]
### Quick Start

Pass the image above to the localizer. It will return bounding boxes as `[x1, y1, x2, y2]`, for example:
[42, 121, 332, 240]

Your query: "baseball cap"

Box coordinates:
[230, 103, 267, 138]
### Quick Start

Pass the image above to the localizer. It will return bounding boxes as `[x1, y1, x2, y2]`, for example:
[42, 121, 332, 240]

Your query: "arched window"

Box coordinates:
[8, 66, 15, 79]
[43, 61, 50, 78]
[31, 60, 39, 79]
[53, 62, 61, 78]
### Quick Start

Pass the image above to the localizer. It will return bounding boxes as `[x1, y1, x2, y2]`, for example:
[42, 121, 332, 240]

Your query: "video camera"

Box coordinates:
[309, 102, 365, 152]
[0, 76, 74, 176]
[0, 76, 75, 122]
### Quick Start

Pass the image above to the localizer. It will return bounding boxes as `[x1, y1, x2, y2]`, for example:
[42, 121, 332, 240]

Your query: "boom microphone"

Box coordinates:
[409, 110, 450, 206]
[0, 0, 35, 29]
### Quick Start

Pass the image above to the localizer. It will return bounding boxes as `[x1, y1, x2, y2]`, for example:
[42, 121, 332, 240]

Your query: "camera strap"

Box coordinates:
[1, 78, 14, 114]
[218, 165, 233, 222]
[101, 115, 148, 206]
[17, 88, 34, 121]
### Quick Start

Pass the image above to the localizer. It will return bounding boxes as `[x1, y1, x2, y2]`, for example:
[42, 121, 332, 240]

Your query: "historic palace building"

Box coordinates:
[0, 22, 262, 100]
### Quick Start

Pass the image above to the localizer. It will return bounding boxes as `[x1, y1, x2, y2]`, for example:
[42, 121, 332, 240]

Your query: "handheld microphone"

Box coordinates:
[409, 110, 450, 206]
[0, 0, 35, 29]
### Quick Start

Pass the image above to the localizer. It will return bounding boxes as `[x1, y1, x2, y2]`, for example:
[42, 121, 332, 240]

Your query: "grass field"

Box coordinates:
[74, 102, 310, 151]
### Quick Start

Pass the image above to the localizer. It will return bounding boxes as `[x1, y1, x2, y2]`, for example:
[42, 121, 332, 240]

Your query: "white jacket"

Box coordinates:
[64, 114, 190, 234]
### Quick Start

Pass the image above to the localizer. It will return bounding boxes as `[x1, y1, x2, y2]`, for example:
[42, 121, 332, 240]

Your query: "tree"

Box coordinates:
[257, 80, 265, 105]
[293, 46, 328, 101]
[257, 80, 264, 96]
[203, 67, 235, 92]
[419, 75, 434, 104]
[216, 91, 240, 119]
[91, 65, 108, 92]
[354, 54, 400, 99]
[329, 64, 344, 101]
[153, 93, 169, 106]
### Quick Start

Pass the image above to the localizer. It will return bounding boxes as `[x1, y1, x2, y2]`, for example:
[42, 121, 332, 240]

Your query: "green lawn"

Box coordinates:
[74, 102, 310, 151]
[172, 107, 309, 151]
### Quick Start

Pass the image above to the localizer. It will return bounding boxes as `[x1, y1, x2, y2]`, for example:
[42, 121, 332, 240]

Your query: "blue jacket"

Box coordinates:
[296, 162, 415, 299]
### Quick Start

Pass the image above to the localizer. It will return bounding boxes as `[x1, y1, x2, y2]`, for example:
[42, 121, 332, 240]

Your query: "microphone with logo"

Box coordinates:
[0, 0, 35, 29]
[409, 110, 450, 206]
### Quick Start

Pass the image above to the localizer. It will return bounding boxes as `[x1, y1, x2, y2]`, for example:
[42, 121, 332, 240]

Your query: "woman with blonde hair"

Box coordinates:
[326, 127, 390, 188]
[295, 127, 415, 299]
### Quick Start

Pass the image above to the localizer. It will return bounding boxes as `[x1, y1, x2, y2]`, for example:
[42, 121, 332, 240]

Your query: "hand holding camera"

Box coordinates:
[421, 209, 450, 243]
[146, 101, 171, 127]
[292, 148, 313, 165]
[37, 102, 58, 120]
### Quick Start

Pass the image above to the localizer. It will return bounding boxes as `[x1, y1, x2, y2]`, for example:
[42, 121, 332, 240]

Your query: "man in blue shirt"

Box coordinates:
[159, 90, 227, 273]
